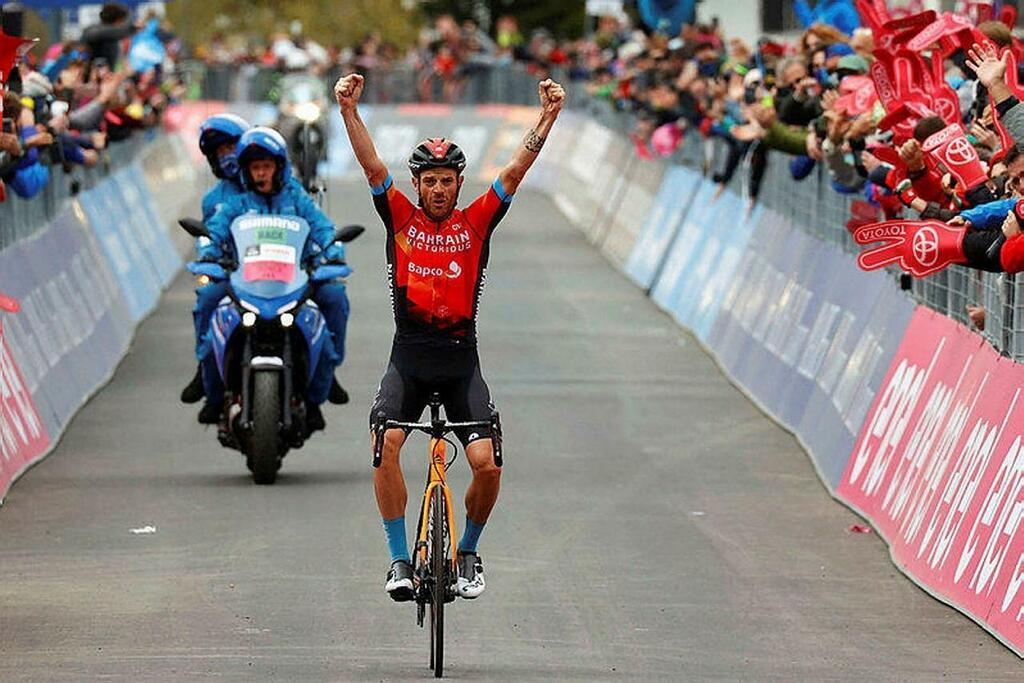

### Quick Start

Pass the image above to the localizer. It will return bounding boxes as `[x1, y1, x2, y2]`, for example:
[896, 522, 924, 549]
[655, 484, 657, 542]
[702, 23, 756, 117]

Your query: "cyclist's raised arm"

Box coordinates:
[334, 73, 389, 188]
[497, 78, 565, 196]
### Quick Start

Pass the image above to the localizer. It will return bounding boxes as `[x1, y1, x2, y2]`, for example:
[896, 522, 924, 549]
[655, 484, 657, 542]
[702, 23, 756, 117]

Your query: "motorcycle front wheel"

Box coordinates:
[248, 370, 283, 485]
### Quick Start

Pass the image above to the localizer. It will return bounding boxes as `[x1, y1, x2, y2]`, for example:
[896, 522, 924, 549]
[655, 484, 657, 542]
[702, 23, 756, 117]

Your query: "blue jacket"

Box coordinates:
[959, 199, 1017, 230]
[1, 129, 49, 199]
[200, 176, 344, 263]
[201, 177, 246, 222]
[794, 0, 861, 35]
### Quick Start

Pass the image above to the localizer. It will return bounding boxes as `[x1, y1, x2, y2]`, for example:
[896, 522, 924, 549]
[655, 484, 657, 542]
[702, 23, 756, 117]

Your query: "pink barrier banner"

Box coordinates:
[837, 306, 1024, 655]
[0, 316, 50, 500]
[162, 101, 227, 162]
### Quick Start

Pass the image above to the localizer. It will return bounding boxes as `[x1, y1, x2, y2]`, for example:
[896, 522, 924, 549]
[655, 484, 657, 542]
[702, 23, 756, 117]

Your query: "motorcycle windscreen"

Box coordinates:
[279, 75, 327, 107]
[229, 214, 311, 300]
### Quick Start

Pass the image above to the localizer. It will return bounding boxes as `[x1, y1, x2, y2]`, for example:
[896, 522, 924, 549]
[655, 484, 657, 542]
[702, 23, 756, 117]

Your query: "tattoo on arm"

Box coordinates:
[524, 129, 546, 153]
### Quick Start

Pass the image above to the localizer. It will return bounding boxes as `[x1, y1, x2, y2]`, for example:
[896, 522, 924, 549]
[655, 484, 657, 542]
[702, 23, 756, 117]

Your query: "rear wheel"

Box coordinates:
[428, 485, 449, 678]
[249, 371, 283, 485]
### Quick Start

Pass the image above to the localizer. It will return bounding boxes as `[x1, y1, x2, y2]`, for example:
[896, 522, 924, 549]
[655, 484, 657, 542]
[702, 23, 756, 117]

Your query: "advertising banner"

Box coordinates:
[650, 181, 733, 316]
[623, 165, 703, 290]
[77, 180, 164, 322]
[601, 154, 667, 268]
[837, 307, 1024, 656]
[112, 163, 182, 287]
[661, 189, 757, 340]
[0, 324, 50, 501]
[0, 205, 133, 444]
[704, 210, 914, 488]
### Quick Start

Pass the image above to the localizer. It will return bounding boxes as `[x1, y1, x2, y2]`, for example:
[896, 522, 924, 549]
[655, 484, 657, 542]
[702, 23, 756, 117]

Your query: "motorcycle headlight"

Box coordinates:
[295, 101, 322, 123]
[197, 274, 210, 286]
[280, 312, 294, 328]
[242, 311, 257, 327]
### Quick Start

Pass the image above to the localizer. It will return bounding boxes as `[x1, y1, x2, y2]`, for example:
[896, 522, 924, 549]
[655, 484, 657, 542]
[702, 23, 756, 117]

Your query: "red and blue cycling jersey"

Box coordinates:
[371, 175, 513, 347]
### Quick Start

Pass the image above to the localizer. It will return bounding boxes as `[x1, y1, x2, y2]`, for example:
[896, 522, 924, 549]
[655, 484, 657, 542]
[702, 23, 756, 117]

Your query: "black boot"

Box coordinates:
[328, 376, 349, 405]
[180, 365, 205, 404]
[306, 402, 326, 434]
[197, 401, 222, 425]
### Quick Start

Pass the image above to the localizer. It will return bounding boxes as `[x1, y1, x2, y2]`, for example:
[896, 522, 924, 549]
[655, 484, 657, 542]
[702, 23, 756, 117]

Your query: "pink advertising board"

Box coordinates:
[838, 306, 1024, 654]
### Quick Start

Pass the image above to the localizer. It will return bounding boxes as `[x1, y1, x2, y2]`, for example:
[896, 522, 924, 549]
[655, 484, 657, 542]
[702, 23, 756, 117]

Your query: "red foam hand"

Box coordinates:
[852, 220, 967, 278]
[923, 123, 990, 191]
[0, 291, 19, 314]
[835, 76, 878, 116]
[907, 12, 987, 55]
[877, 9, 938, 51]
[1001, 5, 1018, 29]
[0, 29, 35, 87]
[871, 49, 959, 131]
[856, 0, 891, 33]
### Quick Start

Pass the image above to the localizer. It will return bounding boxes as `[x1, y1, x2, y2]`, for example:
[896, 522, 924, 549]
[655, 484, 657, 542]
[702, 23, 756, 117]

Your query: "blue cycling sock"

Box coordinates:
[459, 517, 486, 554]
[383, 516, 409, 563]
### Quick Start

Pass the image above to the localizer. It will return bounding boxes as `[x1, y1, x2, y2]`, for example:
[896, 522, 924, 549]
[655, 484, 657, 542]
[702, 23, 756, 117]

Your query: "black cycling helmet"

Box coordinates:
[408, 138, 466, 175]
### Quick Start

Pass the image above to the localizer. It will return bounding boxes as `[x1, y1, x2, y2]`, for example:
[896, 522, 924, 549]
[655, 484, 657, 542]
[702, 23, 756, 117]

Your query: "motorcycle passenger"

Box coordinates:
[196, 126, 351, 430]
[180, 113, 251, 405]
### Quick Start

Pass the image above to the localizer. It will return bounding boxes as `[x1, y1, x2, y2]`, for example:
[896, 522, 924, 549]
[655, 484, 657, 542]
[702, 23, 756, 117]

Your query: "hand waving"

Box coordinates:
[966, 42, 1009, 91]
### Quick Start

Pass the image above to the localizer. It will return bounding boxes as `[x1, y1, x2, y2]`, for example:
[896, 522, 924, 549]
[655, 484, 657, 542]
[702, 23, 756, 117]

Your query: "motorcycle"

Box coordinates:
[179, 215, 364, 484]
[274, 73, 329, 194]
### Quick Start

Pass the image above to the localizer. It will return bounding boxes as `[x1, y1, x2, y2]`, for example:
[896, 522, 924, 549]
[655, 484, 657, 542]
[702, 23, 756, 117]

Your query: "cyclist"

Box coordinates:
[334, 72, 565, 601]
[196, 126, 351, 429]
[180, 113, 251, 406]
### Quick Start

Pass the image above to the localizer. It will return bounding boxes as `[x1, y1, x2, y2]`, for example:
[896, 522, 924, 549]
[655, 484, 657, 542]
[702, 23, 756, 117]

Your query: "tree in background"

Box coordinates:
[166, 0, 422, 53]
[419, 0, 586, 40]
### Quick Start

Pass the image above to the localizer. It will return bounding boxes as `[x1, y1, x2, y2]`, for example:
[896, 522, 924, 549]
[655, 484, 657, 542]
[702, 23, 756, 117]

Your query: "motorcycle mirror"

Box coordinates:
[178, 218, 210, 238]
[334, 224, 365, 243]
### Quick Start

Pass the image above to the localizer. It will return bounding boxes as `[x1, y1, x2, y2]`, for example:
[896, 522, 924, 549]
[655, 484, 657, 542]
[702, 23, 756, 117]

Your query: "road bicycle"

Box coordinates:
[372, 393, 502, 678]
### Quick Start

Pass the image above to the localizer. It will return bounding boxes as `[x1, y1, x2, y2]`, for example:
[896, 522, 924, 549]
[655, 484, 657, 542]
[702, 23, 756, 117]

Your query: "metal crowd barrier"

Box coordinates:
[0, 134, 148, 253]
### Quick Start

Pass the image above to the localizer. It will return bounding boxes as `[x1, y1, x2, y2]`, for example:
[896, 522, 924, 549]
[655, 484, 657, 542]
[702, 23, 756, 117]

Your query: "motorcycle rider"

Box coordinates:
[196, 126, 350, 430]
[180, 113, 251, 405]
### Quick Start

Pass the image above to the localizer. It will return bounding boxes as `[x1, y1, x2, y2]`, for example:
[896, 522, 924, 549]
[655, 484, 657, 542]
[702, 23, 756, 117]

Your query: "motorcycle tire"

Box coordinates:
[249, 370, 283, 485]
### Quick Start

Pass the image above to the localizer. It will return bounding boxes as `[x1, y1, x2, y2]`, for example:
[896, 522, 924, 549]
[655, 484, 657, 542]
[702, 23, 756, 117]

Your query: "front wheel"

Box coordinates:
[428, 485, 449, 678]
[248, 370, 283, 485]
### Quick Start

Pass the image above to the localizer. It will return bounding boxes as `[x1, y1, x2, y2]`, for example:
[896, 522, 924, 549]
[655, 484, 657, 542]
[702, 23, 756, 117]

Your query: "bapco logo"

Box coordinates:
[408, 260, 464, 279]
[944, 138, 976, 166]
[912, 226, 939, 267]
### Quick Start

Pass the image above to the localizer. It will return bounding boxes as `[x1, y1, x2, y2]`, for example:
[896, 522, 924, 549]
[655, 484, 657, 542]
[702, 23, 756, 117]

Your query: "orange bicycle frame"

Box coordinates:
[416, 437, 459, 572]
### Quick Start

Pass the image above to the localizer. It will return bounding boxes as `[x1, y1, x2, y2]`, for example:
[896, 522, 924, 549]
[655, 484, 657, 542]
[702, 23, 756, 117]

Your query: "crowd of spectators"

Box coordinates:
[0, 2, 185, 203]
[562, 3, 1024, 327]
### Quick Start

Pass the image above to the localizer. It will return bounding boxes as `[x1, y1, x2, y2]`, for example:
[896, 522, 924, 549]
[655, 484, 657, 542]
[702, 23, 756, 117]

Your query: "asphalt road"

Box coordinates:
[1, 180, 1021, 681]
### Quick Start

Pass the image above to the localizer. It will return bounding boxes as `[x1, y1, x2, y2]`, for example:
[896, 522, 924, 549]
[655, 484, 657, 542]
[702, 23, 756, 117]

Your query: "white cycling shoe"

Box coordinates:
[456, 551, 485, 599]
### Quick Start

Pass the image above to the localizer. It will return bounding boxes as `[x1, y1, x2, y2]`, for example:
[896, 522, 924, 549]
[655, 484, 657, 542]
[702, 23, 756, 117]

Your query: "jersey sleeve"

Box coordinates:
[371, 174, 416, 233]
[463, 177, 514, 239]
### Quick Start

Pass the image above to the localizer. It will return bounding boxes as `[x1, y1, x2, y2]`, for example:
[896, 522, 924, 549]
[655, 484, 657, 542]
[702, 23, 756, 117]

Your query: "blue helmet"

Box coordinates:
[198, 113, 250, 180]
[237, 127, 292, 195]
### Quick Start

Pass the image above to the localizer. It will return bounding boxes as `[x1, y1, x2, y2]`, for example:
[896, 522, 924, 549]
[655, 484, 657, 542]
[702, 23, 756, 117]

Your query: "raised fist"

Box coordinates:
[539, 78, 565, 115]
[334, 73, 364, 112]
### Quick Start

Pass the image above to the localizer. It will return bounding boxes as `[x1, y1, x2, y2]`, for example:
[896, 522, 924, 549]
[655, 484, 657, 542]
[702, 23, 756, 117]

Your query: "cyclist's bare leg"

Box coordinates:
[464, 439, 501, 523]
[374, 428, 409, 519]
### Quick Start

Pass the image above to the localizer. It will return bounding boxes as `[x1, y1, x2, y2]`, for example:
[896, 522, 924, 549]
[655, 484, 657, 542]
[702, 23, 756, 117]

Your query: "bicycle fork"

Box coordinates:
[416, 438, 459, 581]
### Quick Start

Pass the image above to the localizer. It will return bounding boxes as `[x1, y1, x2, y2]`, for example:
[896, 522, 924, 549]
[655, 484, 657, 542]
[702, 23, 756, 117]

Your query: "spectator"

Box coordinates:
[81, 3, 137, 70]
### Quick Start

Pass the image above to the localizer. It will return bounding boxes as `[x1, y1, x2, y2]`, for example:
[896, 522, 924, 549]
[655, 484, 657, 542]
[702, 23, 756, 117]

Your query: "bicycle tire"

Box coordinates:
[429, 485, 448, 678]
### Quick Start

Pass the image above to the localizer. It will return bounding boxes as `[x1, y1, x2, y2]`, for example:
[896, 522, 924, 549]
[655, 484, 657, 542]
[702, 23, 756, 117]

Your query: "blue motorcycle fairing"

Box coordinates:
[210, 300, 241, 378]
[297, 300, 330, 377]
[209, 296, 327, 383]
[311, 264, 352, 282]
[229, 214, 311, 302]
[187, 260, 228, 280]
